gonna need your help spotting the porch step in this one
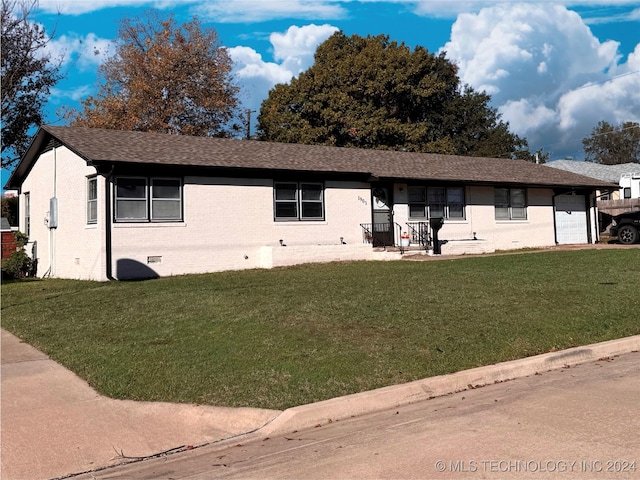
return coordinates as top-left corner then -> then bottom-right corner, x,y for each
372,246 -> 428,253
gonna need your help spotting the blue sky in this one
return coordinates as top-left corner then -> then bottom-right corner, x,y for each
3,0 -> 640,188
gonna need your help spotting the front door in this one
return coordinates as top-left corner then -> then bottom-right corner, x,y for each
372,186 -> 393,247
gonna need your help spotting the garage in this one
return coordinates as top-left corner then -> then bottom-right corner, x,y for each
555,194 -> 588,244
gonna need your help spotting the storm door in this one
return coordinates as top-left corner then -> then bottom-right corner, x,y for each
371,186 -> 394,247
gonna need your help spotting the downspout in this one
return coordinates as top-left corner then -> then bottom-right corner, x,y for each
45,146 -> 58,277
105,166 -> 115,280
551,190 -> 560,245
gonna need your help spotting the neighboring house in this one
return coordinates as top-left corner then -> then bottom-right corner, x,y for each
619,172 -> 640,200
1,217 -> 16,260
545,160 -> 640,200
5,126 -> 615,281
546,160 -> 640,222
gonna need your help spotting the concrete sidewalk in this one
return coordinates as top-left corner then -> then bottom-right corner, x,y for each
0,329 -> 279,480
2,328 -> 640,480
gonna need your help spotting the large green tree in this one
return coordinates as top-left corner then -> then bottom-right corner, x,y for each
1,0 -> 62,169
68,11 -> 240,137
258,32 -> 535,159
582,121 -> 640,164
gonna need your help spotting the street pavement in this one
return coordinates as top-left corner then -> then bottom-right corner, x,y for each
75,350 -> 640,480
2,328 -> 639,480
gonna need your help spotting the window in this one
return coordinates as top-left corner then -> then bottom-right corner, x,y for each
151,178 -> 182,221
428,187 -> 446,218
24,192 -> 30,237
115,177 -> 182,222
274,182 -> 324,221
408,187 -> 426,218
87,177 -> 98,224
623,187 -> 631,199
408,186 -> 465,219
116,177 -> 147,221
495,188 -> 527,220
446,187 -> 465,219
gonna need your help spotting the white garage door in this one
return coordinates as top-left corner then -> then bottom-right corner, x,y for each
555,195 -> 588,244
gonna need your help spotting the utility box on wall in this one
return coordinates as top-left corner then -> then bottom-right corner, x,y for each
49,197 -> 58,229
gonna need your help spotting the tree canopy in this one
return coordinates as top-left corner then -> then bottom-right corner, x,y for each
1,0 -> 62,169
258,32 -> 536,159
68,11 -> 240,137
582,121 -> 640,164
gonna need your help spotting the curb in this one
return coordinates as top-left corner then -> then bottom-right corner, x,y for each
257,335 -> 640,437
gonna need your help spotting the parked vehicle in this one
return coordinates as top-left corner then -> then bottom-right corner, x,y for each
610,211 -> 640,245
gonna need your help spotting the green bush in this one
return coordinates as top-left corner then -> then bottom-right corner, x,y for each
1,231 -> 33,279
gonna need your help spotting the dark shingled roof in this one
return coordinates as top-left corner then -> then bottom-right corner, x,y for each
6,126 -> 617,190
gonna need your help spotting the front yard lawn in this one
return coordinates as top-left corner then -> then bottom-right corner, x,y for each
2,249 -> 639,410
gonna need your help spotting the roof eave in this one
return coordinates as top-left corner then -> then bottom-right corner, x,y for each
4,126 -> 95,190
373,175 -> 615,189
91,159 -> 374,181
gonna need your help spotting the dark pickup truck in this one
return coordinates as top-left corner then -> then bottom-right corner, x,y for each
610,211 -> 640,245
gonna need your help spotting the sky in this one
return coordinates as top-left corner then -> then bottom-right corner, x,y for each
3,0 -> 640,188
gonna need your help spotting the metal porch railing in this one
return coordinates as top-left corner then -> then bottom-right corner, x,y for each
360,222 -> 406,253
405,221 -> 432,250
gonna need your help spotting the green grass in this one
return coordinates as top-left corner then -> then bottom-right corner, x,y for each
2,249 -> 639,410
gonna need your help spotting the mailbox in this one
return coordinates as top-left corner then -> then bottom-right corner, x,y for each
429,217 -> 444,231
429,217 -> 444,254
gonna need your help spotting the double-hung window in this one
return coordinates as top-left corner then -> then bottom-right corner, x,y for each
408,187 -> 427,218
115,177 -> 182,222
408,186 -> 465,219
495,188 -> 527,220
151,178 -> 182,221
87,177 -> 98,224
274,182 -> 324,221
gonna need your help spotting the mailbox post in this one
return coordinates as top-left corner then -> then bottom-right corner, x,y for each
429,217 -> 445,255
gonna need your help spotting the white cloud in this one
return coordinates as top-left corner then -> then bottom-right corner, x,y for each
230,46 -> 294,84
500,99 -> 556,135
190,0 -> 346,23
38,0 -> 344,19
410,0 -> 640,19
441,3 -> 639,158
573,5 -> 640,24
51,84 -> 94,103
558,46 -> 640,131
37,0 -> 198,15
47,33 -> 114,70
270,24 -> 339,72
228,24 -> 338,117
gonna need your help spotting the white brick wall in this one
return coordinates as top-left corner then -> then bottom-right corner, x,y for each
393,185 -> 560,254
20,147 -> 104,280
20,147 -> 594,280
110,177 -> 373,279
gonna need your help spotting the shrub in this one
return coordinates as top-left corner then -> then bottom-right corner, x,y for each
1,231 -> 33,279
